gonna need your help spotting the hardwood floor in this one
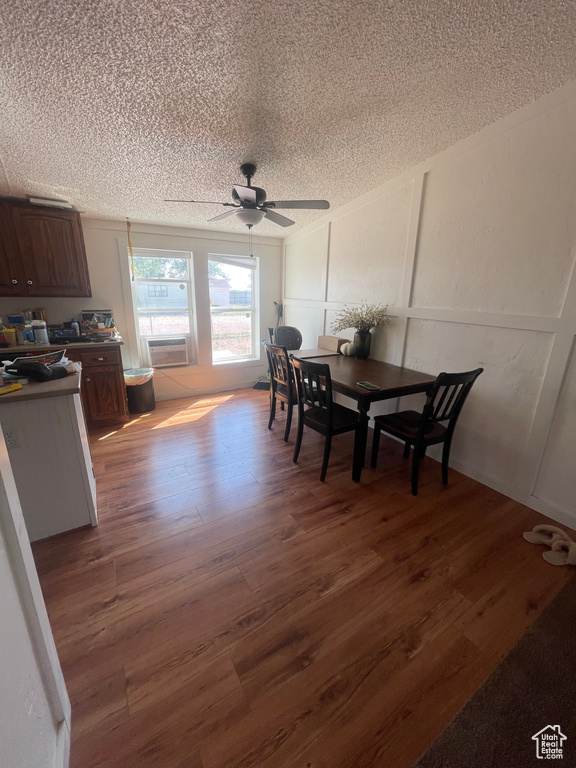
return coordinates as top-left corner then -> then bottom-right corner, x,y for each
32,388 -> 571,768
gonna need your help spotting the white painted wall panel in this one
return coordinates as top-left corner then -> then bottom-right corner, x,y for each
285,305 -> 325,349
403,320 -> 553,483
283,83 -> 576,525
533,337 -> 576,513
285,226 -> 326,301
413,100 -> 576,316
326,183 -> 412,305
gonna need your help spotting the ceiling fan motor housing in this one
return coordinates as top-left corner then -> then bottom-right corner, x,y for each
232,186 -> 267,206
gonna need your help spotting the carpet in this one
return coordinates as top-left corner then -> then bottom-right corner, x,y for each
413,576 -> 576,768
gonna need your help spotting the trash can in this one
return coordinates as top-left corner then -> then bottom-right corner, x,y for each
124,368 -> 155,414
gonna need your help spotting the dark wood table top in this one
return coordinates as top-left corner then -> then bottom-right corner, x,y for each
289,348 -> 340,359
300,355 -> 436,402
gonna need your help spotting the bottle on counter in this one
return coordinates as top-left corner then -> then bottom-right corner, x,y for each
32,320 -> 49,345
71,318 -> 80,336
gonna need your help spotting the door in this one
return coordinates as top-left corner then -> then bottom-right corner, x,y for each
0,426 -> 70,768
0,203 -> 23,295
83,365 -> 126,426
9,206 -> 91,297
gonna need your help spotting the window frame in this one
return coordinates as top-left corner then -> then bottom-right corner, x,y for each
129,247 -> 196,365
208,253 -> 259,364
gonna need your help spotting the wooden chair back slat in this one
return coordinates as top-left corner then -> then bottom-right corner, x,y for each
423,369 -> 483,431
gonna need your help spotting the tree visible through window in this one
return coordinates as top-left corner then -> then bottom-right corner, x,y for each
131,249 -> 193,338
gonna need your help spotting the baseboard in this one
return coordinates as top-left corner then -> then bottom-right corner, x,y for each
55,720 -> 70,768
524,496 -> 576,532
448,456 -> 521,502
154,379 -> 265,402
449,456 -> 576,532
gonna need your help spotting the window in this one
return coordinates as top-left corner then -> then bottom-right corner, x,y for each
130,248 -> 195,361
208,255 -> 258,362
147,284 -> 168,298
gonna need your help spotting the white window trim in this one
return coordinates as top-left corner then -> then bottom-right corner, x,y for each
208,254 -> 259,364
129,247 -> 197,366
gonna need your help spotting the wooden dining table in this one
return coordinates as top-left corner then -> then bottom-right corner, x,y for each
294,354 -> 437,481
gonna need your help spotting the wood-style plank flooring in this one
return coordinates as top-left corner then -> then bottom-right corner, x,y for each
32,388 -> 571,768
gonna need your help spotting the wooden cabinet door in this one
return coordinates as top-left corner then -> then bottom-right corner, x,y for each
0,203 -> 24,295
82,365 -> 127,427
9,206 -> 92,297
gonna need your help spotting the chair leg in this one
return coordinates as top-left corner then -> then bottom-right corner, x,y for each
441,438 -> 452,485
320,434 -> 332,482
411,450 -> 421,495
293,414 -> 304,464
403,441 -> 410,458
283,403 -> 293,442
267,391 -> 276,430
370,427 -> 381,468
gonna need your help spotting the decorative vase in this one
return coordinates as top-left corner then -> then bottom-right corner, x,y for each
352,330 -> 371,358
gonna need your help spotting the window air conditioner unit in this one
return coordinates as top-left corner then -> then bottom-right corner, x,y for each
147,337 -> 188,367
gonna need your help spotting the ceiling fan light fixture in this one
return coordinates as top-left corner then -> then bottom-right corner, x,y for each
236,208 -> 265,227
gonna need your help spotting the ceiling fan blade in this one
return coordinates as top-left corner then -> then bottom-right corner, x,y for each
233,185 -> 257,204
266,200 -> 330,210
207,209 -> 237,223
164,199 -> 233,205
264,209 -> 295,227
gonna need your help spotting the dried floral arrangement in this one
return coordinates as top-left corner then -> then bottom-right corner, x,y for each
331,303 -> 391,334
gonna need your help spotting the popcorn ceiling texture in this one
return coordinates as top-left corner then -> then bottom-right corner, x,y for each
1,0 -> 576,236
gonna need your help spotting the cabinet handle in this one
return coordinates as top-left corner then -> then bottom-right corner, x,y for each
97,357 -> 104,361
11,279 -> 17,284
85,377 -> 91,383
27,280 -> 33,285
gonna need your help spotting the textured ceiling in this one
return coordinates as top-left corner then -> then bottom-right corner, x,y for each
2,0 -> 576,237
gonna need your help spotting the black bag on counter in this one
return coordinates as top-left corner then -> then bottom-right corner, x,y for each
4,361 -> 68,382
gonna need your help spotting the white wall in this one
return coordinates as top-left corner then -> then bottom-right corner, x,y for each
0,427 -> 70,767
0,220 -> 283,400
283,79 -> 576,530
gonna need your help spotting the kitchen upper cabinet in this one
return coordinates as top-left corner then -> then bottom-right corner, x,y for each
0,200 -> 92,297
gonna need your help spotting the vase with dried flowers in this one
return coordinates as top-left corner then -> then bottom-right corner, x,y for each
331,303 -> 391,358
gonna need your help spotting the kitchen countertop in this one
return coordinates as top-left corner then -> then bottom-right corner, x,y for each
0,370 -> 82,404
0,339 -> 124,354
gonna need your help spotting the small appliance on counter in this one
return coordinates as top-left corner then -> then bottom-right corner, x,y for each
48,325 -> 84,344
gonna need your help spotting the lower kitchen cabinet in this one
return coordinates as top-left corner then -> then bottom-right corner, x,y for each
62,345 -> 128,429
82,365 -> 127,427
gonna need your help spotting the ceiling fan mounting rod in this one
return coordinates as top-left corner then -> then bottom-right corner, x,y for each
240,162 -> 257,187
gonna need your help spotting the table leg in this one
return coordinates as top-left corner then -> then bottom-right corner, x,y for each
352,402 -> 370,482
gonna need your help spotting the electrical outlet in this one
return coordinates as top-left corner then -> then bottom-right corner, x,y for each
3,426 -> 20,449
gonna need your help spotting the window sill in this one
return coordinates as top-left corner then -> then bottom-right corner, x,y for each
211,357 -> 261,367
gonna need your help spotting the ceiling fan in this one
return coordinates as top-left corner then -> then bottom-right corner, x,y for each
165,163 -> 330,229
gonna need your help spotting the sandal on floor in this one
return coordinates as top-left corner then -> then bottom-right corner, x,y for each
522,524 -> 573,546
543,539 -> 576,566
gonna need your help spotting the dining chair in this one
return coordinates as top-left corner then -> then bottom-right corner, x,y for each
291,356 -> 359,481
370,368 -> 484,495
262,340 -> 297,442
268,326 -> 303,350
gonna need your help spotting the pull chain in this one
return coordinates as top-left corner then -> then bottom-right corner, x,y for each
248,224 -> 254,257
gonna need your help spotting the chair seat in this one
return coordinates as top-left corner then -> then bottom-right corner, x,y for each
276,381 -> 297,404
303,402 -> 358,435
373,410 -> 447,442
